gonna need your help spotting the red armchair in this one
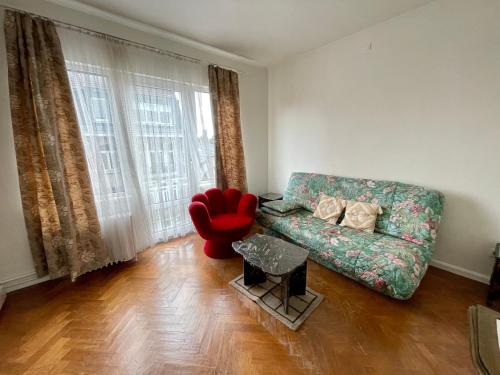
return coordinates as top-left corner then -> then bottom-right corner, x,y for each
188,188 -> 257,259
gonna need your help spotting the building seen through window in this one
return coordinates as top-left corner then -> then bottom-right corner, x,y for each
68,68 -> 215,239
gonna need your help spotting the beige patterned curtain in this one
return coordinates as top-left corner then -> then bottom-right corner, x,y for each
208,65 -> 247,192
4,11 -> 110,280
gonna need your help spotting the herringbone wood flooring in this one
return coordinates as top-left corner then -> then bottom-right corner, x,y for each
0,233 -> 488,374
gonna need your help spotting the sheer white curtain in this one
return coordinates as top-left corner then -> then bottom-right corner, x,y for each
58,29 -> 215,262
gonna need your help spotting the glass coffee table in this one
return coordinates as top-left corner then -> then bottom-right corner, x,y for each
232,234 -> 309,314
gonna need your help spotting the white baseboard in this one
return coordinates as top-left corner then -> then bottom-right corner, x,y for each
1,272 -> 49,293
430,259 -> 490,284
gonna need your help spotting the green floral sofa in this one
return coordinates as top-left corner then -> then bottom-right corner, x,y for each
256,172 -> 445,300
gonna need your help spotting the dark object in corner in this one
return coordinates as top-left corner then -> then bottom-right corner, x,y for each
486,243 -> 500,307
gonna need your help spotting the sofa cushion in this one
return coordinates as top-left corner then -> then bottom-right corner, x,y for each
257,209 -> 432,299
283,172 -> 444,243
258,209 -> 381,275
283,172 -> 397,234
262,200 -> 301,213
261,207 -> 298,217
386,183 -> 445,245
352,236 -> 432,299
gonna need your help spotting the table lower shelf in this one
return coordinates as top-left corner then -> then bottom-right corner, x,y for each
243,260 -> 307,314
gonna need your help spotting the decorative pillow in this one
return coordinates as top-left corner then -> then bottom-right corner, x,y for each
262,200 -> 300,213
340,201 -> 383,232
312,194 -> 347,224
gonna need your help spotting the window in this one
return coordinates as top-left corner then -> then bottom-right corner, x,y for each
90,88 -> 111,122
135,86 -> 185,182
66,63 -> 215,241
195,91 -> 215,190
137,93 -> 175,126
68,70 -> 126,202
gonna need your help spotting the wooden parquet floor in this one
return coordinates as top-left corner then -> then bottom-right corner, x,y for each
0,234 -> 488,375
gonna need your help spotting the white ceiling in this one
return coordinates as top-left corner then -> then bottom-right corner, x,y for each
72,0 -> 432,65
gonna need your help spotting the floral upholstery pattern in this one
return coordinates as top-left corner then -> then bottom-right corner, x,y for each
283,173 -> 398,234
261,207 -> 293,217
262,200 -> 301,213
386,184 -> 444,245
258,172 -> 444,300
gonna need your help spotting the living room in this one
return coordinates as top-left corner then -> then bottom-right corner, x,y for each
0,0 -> 498,373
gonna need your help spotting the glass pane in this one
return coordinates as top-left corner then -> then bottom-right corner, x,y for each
67,70 -> 127,204
134,85 -> 190,237
195,91 -> 215,190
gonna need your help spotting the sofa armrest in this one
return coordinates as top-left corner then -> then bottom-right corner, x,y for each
189,202 -> 212,239
237,193 -> 257,218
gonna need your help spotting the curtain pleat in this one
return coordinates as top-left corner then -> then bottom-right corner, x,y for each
4,11 -> 110,279
208,65 -> 247,192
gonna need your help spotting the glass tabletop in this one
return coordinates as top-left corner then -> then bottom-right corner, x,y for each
232,234 -> 309,276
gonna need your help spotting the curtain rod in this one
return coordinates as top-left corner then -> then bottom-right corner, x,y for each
1,5 -> 209,65
1,5 -> 243,73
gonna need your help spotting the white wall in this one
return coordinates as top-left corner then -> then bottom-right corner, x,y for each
268,0 -> 500,282
0,0 -> 268,290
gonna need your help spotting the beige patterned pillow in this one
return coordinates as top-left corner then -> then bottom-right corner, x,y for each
313,195 -> 346,224
340,201 -> 383,232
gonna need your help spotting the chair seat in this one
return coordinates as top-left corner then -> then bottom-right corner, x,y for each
211,214 -> 253,232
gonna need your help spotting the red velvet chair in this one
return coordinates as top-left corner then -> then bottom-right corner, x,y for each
188,188 -> 257,259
